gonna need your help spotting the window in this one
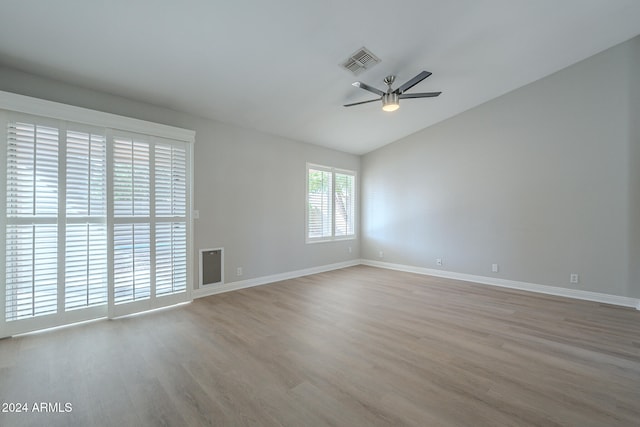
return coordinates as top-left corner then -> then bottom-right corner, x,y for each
5,121 -> 61,320
65,129 -> 108,311
112,135 -> 152,304
1,92 -> 194,337
306,163 -> 356,242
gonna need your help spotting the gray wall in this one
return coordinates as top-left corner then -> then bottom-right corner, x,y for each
630,36 -> 640,299
0,66 -> 360,289
362,37 -> 639,298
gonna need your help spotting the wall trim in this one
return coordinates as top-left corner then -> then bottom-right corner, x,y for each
192,260 -> 360,299
361,259 -> 640,310
192,258 -> 640,311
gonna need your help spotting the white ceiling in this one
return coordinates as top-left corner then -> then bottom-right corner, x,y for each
1,1 -> 639,154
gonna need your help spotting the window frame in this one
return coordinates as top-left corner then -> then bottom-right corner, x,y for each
306,162 -> 357,243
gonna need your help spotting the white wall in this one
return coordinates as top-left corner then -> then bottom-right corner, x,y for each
0,66 -> 360,289
362,36 -> 639,298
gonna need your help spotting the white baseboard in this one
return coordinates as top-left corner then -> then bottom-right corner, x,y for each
192,258 -> 640,311
361,259 -> 640,310
193,259 -> 360,299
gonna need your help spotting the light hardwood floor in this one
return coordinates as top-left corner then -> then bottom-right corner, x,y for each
1,265 -> 639,426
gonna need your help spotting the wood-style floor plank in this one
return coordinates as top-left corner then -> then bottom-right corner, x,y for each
1,265 -> 639,426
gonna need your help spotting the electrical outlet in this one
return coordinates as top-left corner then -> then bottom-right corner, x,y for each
570,273 -> 579,284
193,210 -> 200,219
379,251 -> 384,258
436,258 -> 442,266
237,267 -> 243,277
492,263 -> 499,273
348,246 -> 352,254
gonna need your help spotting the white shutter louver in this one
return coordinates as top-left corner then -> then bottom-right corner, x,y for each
334,172 -> 355,237
65,129 -> 108,311
155,144 -> 186,216
6,122 -> 59,217
66,130 -> 106,217
113,137 -> 150,217
65,224 -> 107,310
308,168 -> 333,240
156,222 -> 187,296
113,136 -> 152,305
5,121 -> 59,321
5,224 -> 58,320
155,143 -> 187,296
114,223 -> 151,304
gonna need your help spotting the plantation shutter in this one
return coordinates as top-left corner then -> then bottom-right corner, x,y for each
155,143 -> 187,296
307,166 -> 333,240
2,92 -> 194,337
5,224 -> 58,320
113,223 -> 151,303
113,136 -> 151,305
65,129 -> 108,311
155,144 -> 186,216
155,222 -> 187,295
113,137 -> 150,217
7,122 -> 59,216
334,172 -> 355,237
5,121 -> 59,321
306,164 -> 356,242
110,134 -> 190,317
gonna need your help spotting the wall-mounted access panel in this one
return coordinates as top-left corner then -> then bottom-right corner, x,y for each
200,248 -> 224,287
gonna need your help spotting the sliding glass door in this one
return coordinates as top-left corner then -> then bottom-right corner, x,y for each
109,132 -> 189,318
1,108 -> 192,337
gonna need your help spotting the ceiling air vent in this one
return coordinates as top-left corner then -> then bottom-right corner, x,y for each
341,47 -> 381,76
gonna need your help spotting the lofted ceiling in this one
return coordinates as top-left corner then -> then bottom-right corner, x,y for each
1,0 -> 639,155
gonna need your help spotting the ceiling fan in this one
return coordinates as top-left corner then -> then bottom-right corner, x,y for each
344,70 -> 441,112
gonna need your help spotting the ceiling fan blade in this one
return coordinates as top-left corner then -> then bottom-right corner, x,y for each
398,92 -> 442,99
343,98 -> 380,107
396,71 -> 432,94
352,81 -> 385,96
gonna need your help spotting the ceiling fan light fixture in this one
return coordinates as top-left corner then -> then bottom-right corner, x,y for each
343,70 -> 440,110
382,92 -> 399,112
